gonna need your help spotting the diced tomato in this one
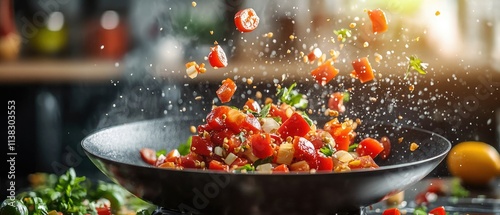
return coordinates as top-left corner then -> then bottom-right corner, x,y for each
351,57 -> 375,83
96,206 -> 112,215
225,108 -> 261,133
140,148 -> 156,165
317,153 -> 334,171
230,157 -> 249,166
379,136 -> 391,160
414,192 -> 429,205
166,149 -> 181,162
429,206 -> 446,215
191,135 -> 213,157
273,164 -> 289,172
158,161 -> 176,169
367,9 -> 388,34
293,137 -> 318,169
178,153 -> 204,169
206,106 -> 232,131
310,59 -> 339,86
277,112 -> 311,139
234,8 -> 260,33
270,134 -> 283,145
348,155 -> 379,169
208,160 -> 229,171
382,208 -> 400,215
327,92 -> 345,113
208,44 -> 228,68
426,180 -> 446,196
269,104 -> 288,122
290,160 -> 310,172
357,137 -> 384,158
216,78 -> 237,103
244,98 -> 261,112
210,129 -> 234,146
324,119 -> 355,151
250,133 -> 274,159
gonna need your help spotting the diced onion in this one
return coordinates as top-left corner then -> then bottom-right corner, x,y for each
186,65 -> 198,79
256,163 -> 273,173
276,143 -> 294,165
261,117 -> 280,133
334,150 -> 354,163
224,153 -> 237,165
214,146 -> 224,157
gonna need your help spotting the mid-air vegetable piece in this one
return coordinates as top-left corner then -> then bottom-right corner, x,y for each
351,57 -> 375,83
208,44 -> 228,68
327,92 -> 346,113
367,9 -> 388,34
311,59 -> 339,86
216,78 -> 237,103
234,8 -> 260,33
357,138 -> 384,158
405,55 -> 428,79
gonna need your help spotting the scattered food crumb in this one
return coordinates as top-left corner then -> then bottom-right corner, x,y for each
435,11 -> 441,16
398,137 -> 404,143
410,142 -> 419,151
190,126 -> 197,133
191,1 -> 197,7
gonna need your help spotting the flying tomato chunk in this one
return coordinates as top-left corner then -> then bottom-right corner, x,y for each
367,9 -> 388,34
327,92 -> 346,113
310,59 -> 339,86
208,44 -> 228,68
234,8 -> 260,33
351,57 -> 375,83
216,78 -> 237,103
357,137 -> 384,159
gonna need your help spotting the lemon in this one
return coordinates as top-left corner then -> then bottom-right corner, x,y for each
447,141 -> 500,185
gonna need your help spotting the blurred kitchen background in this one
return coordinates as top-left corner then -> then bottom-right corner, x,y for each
1,0 -> 499,192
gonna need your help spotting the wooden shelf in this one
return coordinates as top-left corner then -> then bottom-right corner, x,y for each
0,59 -> 123,83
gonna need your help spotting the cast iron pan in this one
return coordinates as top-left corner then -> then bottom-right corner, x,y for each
82,116 -> 451,215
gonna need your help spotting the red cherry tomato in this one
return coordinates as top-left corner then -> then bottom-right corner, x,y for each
191,135 -> 213,157
317,153 -> 334,171
244,98 -> 261,112
351,57 -> 375,83
208,160 -> 229,171
382,208 -> 401,215
379,136 -> 391,160
250,133 -> 274,159
273,164 -> 289,172
429,206 -> 446,215
367,9 -> 388,34
216,78 -> 237,103
234,8 -> 260,33
208,45 -> 228,68
277,112 -> 311,139
310,59 -> 339,86
357,137 -> 384,158
293,137 -> 318,169
140,148 -> 156,165
327,92 -> 345,113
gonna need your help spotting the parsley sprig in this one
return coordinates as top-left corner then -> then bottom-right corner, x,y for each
276,83 -> 308,109
405,55 -> 428,79
334,28 -> 352,42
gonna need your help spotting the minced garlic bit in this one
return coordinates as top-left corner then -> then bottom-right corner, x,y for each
435,11 -> 440,16
289,35 -> 296,41
398,137 -> 404,143
409,84 -> 415,92
363,41 -> 369,47
410,142 -> 419,151
255,91 -> 262,99
398,115 -> 403,120
190,126 -> 197,133
191,1 -> 197,7
210,30 -> 214,35
287,49 -> 291,54
374,52 -> 383,63
263,32 -> 274,38
195,96 -> 202,100
246,78 -> 253,85
349,22 -> 356,28
369,97 -> 377,102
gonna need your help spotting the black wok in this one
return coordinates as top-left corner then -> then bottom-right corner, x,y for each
82,116 -> 450,215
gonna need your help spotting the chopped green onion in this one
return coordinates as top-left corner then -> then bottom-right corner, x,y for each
348,143 -> 359,152
178,136 -> 192,156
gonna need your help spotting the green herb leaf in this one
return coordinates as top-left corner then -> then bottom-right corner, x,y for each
333,28 -> 352,42
319,144 -> 335,157
299,112 -> 313,127
235,164 -> 255,172
276,83 -> 308,109
260,103 -> 271,118
253,156 -> 273,167
155,149 -> 167,157
450,178 -> 469,198
405,55 -> 428,79
348,143 -> 359,152
343,92 -> 350,103
178,136 -> 193,156
413,205 -> 428,215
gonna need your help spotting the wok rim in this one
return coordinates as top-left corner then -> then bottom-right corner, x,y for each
81,117 -> 451,176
